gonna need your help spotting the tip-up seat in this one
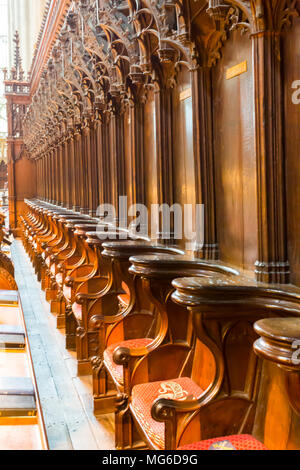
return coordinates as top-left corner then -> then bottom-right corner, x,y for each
130,378 -> 204,449
178,435 -> 267,450
104,338 -> 153,385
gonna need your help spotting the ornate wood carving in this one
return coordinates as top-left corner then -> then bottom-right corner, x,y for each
7,0 -> 300,282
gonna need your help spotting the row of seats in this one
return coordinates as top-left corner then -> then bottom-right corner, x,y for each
21,199 -> 300,450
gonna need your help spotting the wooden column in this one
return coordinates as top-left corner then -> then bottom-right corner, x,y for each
73,128 -> 81,212
90,119 -> 99,217
103,114 -> 112,209
45,153 -> 49,202
94,109 -> 107,212
129,78 -> 146,214
42,157 -> 46,201
50,150 -> 54,203
42,158 -> 44,200
64,138 -> 70,208
252,31 -> 289,283
57,142 -> 62,205
51,150 -> 54,203
52,145 -> 58,204
48,151 -> 52,203
110,92 -> 126,226
80,125 -> 89,213
191,66 -> 218,260
39,158 -> 41,200
155,82 -> 175,244
56,143 -> 62,205
61,140 -> 66,207
68,132 -> 76,210
82,122 -> 92,214
36,158 -> 40,199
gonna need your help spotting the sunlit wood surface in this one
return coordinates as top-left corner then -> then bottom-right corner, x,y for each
0,425 -> 43,450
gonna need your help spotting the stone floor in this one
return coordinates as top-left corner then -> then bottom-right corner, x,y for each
11,239 -> 115,450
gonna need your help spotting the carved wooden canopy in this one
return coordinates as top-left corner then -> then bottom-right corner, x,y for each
22,0 -> 300,159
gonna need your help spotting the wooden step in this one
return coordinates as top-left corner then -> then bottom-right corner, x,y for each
0,352 -> 30,377
0,291 -> 18,305
0,334 -> 25,350
0,307 -> 22,326
0,377 -> 35,396
0,395 -> 37,417
0,425 -> 43,450
0,325 -> 24,335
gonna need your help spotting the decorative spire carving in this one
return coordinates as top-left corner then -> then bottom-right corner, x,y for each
4,31 -> 30,96
13,31 -> 25,82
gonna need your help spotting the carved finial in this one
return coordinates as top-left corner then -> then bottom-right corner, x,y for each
13,31 -> 24,80
13,31 -> 21,69
13,31 -> 25,81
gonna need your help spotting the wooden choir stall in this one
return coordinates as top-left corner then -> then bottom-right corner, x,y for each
4,0 -> 300,451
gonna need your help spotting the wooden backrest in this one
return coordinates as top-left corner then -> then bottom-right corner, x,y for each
171,277 -> 300,444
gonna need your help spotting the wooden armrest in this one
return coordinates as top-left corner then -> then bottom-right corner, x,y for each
76,290 -> 106,303
254,317 -> 300,416
113,341 -> 156,365
254,317 -> 300,371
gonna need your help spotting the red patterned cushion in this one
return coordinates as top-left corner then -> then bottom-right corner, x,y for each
63,284 -> 72,301
131,378 -> 204,449
72,302 -> 82,321
178,435 -> 267,450
104,338 -> 153,385
56,273 -> 63,286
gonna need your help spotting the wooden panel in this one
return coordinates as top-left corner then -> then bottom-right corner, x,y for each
212,31 -> 257,272
173,68 -> 195,252
124,106 -> 133,213
144,91 -> 158,217
0,426 -> 43,451
284,17 -> 300,286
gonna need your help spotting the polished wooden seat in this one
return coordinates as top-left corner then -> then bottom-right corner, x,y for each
49,223 -> 110,328
71,241 -> 181,376
121,276 -> 300,450
94,254 -> 238,447
179,317 -> 300,451
64,229 -> 131,362
131,378 -> 204,449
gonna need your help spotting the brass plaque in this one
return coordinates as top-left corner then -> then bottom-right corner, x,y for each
226,61 -> 247,80
180,88 -> 192,101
